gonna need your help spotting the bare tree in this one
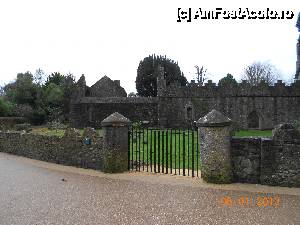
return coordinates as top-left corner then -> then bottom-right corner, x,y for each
242,61 -> 280,85
34,68 -> 46,85
284,77 -> 294,85
194,65 -> 207,86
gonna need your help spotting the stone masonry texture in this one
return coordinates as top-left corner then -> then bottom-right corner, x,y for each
101,112 -> 131,173
231,138 -> 261,184
0,128 -> 104,170
0,117 -> 27,130
197,110 -> 233,184
231,124 -> 300,187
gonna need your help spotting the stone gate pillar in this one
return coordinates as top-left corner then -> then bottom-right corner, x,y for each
196,109 -> 233,183
101,112 -> 131,173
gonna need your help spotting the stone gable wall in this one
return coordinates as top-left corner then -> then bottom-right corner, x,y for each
72,76 -> 127,99
89,78 -> 127,97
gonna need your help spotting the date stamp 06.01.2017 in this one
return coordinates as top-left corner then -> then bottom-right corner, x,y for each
219,195 -> 280,208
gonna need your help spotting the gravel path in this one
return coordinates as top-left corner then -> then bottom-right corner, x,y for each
0,152 -> 299,225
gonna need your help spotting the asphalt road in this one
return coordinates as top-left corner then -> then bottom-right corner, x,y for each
0,153 -> 299,225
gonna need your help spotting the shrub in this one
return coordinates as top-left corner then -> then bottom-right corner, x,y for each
0,97 -> 12,116
11,104 -> 33,118
30,107 -> 47,125
132,121 -> 142,129
296,120 -> 300,129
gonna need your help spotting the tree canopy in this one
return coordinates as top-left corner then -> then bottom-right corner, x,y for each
43,72 -> 75,120
2,70 -> 75,124
136,55 -> 187,97
218,74 -> 238,87
0,97 -> 12,117
4,72 -> 38,106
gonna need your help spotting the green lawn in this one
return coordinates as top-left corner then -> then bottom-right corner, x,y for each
129,129 -> 200,172
29,127 -> 66,137
234,130 -> 272,137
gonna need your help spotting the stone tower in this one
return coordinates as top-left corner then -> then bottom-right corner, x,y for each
156,65 -> 166,97
71,74 -> 87,103
156,65 -> 167,127
295,12 -> 300,80
296,41 -> 300,80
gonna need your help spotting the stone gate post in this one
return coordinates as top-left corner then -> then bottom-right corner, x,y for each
101,112 -> 131,173
196,109 -> 233,183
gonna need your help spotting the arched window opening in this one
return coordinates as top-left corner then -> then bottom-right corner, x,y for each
248,111 -> 260,129
186,107 -> 193,120
184,102 -> 194,121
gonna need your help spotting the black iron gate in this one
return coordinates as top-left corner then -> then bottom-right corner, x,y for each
128,127 -> 200,177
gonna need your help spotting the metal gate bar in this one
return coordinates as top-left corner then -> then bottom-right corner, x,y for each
129,127 -> 200,177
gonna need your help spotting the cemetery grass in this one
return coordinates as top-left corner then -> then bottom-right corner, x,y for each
129,129 -> 200,171
234,130 -> 272,137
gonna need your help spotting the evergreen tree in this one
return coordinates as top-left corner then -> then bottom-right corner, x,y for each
43,72 -> 75,122
4,72 -> 38,106
218,74 -> 238,87
0,97 -> 12,116
136,55 -> 187,97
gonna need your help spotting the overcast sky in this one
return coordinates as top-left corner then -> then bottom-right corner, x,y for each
0,0 -> 299,93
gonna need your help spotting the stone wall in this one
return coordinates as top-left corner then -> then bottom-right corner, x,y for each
70,73 -> 300,130
231,124 -> 300,187
231,138 -> 261,184
260,124 -> 300,187
0,128 -> 104,170
71,97 -> 158,128
0,112 -> 131,174
159,80 -> 300,129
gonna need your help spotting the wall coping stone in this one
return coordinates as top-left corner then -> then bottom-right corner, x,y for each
231,137 -> 262,140
79,97 -> 158,104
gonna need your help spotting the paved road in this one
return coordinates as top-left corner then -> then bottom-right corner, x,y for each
0,153 -> 299,225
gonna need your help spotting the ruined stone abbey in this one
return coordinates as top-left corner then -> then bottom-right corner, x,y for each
70,66 -> 300,130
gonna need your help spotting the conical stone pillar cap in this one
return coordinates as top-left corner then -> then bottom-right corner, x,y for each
101,112 -> 131,127
196,109 -> 231,127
